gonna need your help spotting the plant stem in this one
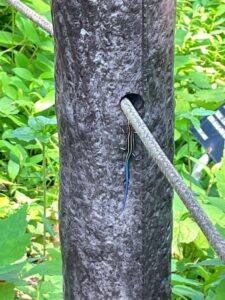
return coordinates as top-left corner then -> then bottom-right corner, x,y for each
11,6 -> 15,61
42,143 -> 47,257
187,121 -> 192,190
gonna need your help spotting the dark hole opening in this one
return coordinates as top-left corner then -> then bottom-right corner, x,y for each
120,93 -> 144,112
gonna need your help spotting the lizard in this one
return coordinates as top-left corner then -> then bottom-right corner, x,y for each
120,93 -> 144,211
122,122 -> 135,210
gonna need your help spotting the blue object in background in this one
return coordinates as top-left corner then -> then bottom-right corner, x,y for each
191,104 -> 225,163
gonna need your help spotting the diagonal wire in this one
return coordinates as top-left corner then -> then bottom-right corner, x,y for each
121,97 -> 225,264
7,0 -> 53,36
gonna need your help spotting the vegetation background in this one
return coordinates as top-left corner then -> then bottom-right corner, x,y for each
0,0 -> 225,299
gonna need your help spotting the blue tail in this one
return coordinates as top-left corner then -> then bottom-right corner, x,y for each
122,160 -> 130,210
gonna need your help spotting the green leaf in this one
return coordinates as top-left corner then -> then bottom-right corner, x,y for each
191,107 -> 214,117
0,98 -> 18,115
7,160 -> 20,181
0,0 -> 6,6
214,279 -> 225,300
202,204 -> 225,227
193,32 -> 212,40
0,196 -> 9,218
14,51 -> 29,68
11,127 -> 36,142
175,29 -> 187,47
176,90 -> 197,105
174,129 -> 181,141
35,53 -> 54,73
190,116 -> 201,128
172,285 -> 204,300
28,116 -> 56,131
0,31 -> 22,46
25,249 -> 62,277
0,283 -> 15,300
176,218 -> 199,244
194,258 -> 224,267
12,68 -> 34,81
25,154 -> 43,166
174,55 -> 197,72
172,274 -> 201,287
10,76 -> 29,93
216,150 -> 225,199
33,132 -> 51,143
193,231 -> 209,250
7,115 -> 27,126
173,193 -> 188,219
39,276 -> 63,300
189,72 -> 211,89
0,206 -> 31,265
3,85 -> 17,100
175,142 -> 196,161
43,216 -> 56,237
195,89 -> 225,103
171,259 -> 177,272
19,18 -> 40,44
178,113 -> 201,128
31,0 -> 51,13
34,90 -> 55,113
0,140 -> 15,153
0,258 -> 38,282
207,197 -> 225,213
15,191 -> 32,205
216,4 -> 225,17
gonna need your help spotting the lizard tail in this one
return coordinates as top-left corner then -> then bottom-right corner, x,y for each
122,160 -> 130,210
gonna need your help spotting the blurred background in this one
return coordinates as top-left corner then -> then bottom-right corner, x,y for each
0,0 -> 225,299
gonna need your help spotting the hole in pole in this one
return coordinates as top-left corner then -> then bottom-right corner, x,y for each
120,93 -> 144,113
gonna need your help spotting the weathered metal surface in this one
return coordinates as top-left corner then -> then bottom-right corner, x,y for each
52,1 -> 175,299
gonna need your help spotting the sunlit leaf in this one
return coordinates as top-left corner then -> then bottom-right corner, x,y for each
25,248 -> 62,277
0,31 -> 22,46
7,160 -> 20,181
173,285 -> 204,300
0,98 -> 18,115
194,258 -> 224,267
175,29 -> 187,47
0,283 -> 15,300
189,72 -> 211,89
28,116 -> 57,131
11,127 -> 36,142
12,68 -> 34,81
172,274 -> 201,286
214,279 -> 225,300
0,206 -> 31,265
43,216 -> 56,237
191,108 -> 214,117
34,90 -> 55,113
14,51 -> 29,68
216,150 -> 225,199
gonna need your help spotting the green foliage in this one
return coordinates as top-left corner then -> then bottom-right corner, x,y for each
0,0 -> 60,298
0,205 -> 61,298
0,0 -> 225,299
0,283 -> 15,300
0,206 -> 30,265
173,0 -> 225,298
216,150 -> 225,199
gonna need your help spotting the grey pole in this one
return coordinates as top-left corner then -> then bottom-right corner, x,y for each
52,1 -> 176,299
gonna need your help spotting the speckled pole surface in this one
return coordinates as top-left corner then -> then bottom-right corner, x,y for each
52,1 -> 176,299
